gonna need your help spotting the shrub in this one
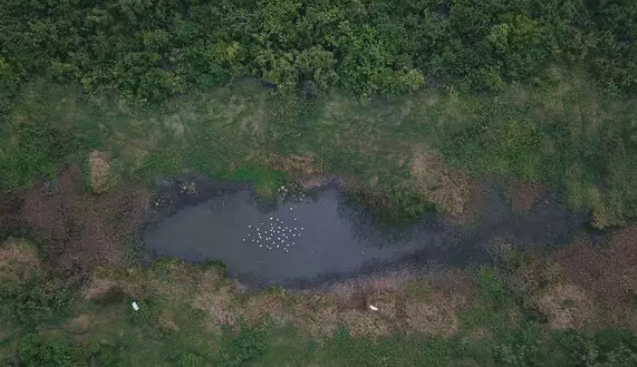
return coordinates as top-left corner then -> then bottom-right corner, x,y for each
0,273 -> 71,328
18,333 -> 84,367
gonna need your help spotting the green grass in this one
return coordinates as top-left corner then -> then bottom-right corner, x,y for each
2,73 -> 637,225
3,72 -> 637,365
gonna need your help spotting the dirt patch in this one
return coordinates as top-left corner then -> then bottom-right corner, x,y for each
533,283 -> 593,330
88,151 -> 112,193
18,167 -> 150,275
507,181 -> 547,212
409,147 -> 470,217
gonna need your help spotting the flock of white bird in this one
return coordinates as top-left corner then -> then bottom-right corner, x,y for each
242,215 -> 304,252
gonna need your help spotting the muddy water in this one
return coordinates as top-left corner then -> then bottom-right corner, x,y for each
143,178 -> 590,288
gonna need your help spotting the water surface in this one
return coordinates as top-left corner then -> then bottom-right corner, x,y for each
144,179 -> 590,288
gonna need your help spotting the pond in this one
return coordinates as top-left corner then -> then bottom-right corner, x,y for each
143,177 -> 592,289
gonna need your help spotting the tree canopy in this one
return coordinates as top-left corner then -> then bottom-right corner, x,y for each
0,0 -> 635,102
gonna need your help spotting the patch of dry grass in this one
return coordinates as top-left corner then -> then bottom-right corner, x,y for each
267,154 -> 322,178
0,238 -> 40,281
82,276 -> 118,300
533,283 -> 593,330
65,314 -> 92,334
405,295 -> 459,336
409,146 -> 470,216
191,269 -> 238,332
88,151 -> 111,193
555,226 -> 637,308
507,181 -> 547,212
80,262 -> 475,341
239,292 -> 291,327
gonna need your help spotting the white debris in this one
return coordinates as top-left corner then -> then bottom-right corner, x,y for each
369,305 -> 378,311
132,301 -> 140,311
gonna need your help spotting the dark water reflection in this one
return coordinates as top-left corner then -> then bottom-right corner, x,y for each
144,179 -> 590,289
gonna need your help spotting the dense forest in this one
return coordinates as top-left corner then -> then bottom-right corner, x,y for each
1,0 -> 636,107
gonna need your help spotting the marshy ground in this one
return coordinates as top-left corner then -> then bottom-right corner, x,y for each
2,77 -> 637,366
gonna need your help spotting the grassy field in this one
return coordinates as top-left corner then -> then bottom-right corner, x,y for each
2,234 -> 637,367
2,72 -> 637,227
2,73 -> 637,364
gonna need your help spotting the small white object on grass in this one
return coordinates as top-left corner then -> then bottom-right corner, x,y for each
132,301 -> 140,311
369,305 -> 379,311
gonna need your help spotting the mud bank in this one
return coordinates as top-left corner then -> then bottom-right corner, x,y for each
143,176 -> 594,289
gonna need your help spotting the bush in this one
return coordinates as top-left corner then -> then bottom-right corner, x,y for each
18,333 -> 84,367
217,326 -> 268,367
1,0 -> 636,101
477,267 -> 509,308
0,273 -> 71,328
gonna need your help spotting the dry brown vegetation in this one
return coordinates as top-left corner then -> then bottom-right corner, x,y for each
15,168 -> 150,275
409,147 -> 470,217
533,283 -> 593,330
81,264 -> 476,340
554,227 -> 637,310
268,154 -> 327,188
88,151 -> 112,193
0,238 -> 40,281
507,181 -> 547,212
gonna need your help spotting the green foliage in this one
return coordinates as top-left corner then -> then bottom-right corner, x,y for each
477,267 -> 509,308
18,333 -> 84,367
170,351 -> 207,367
217,326 -> 268,367
0,271 -> 71,328
228,166 -> 287,195
0,123 -> 68,192
1,0 -> 636,101
89,343 -> 125,367
125,296 -> 161,331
